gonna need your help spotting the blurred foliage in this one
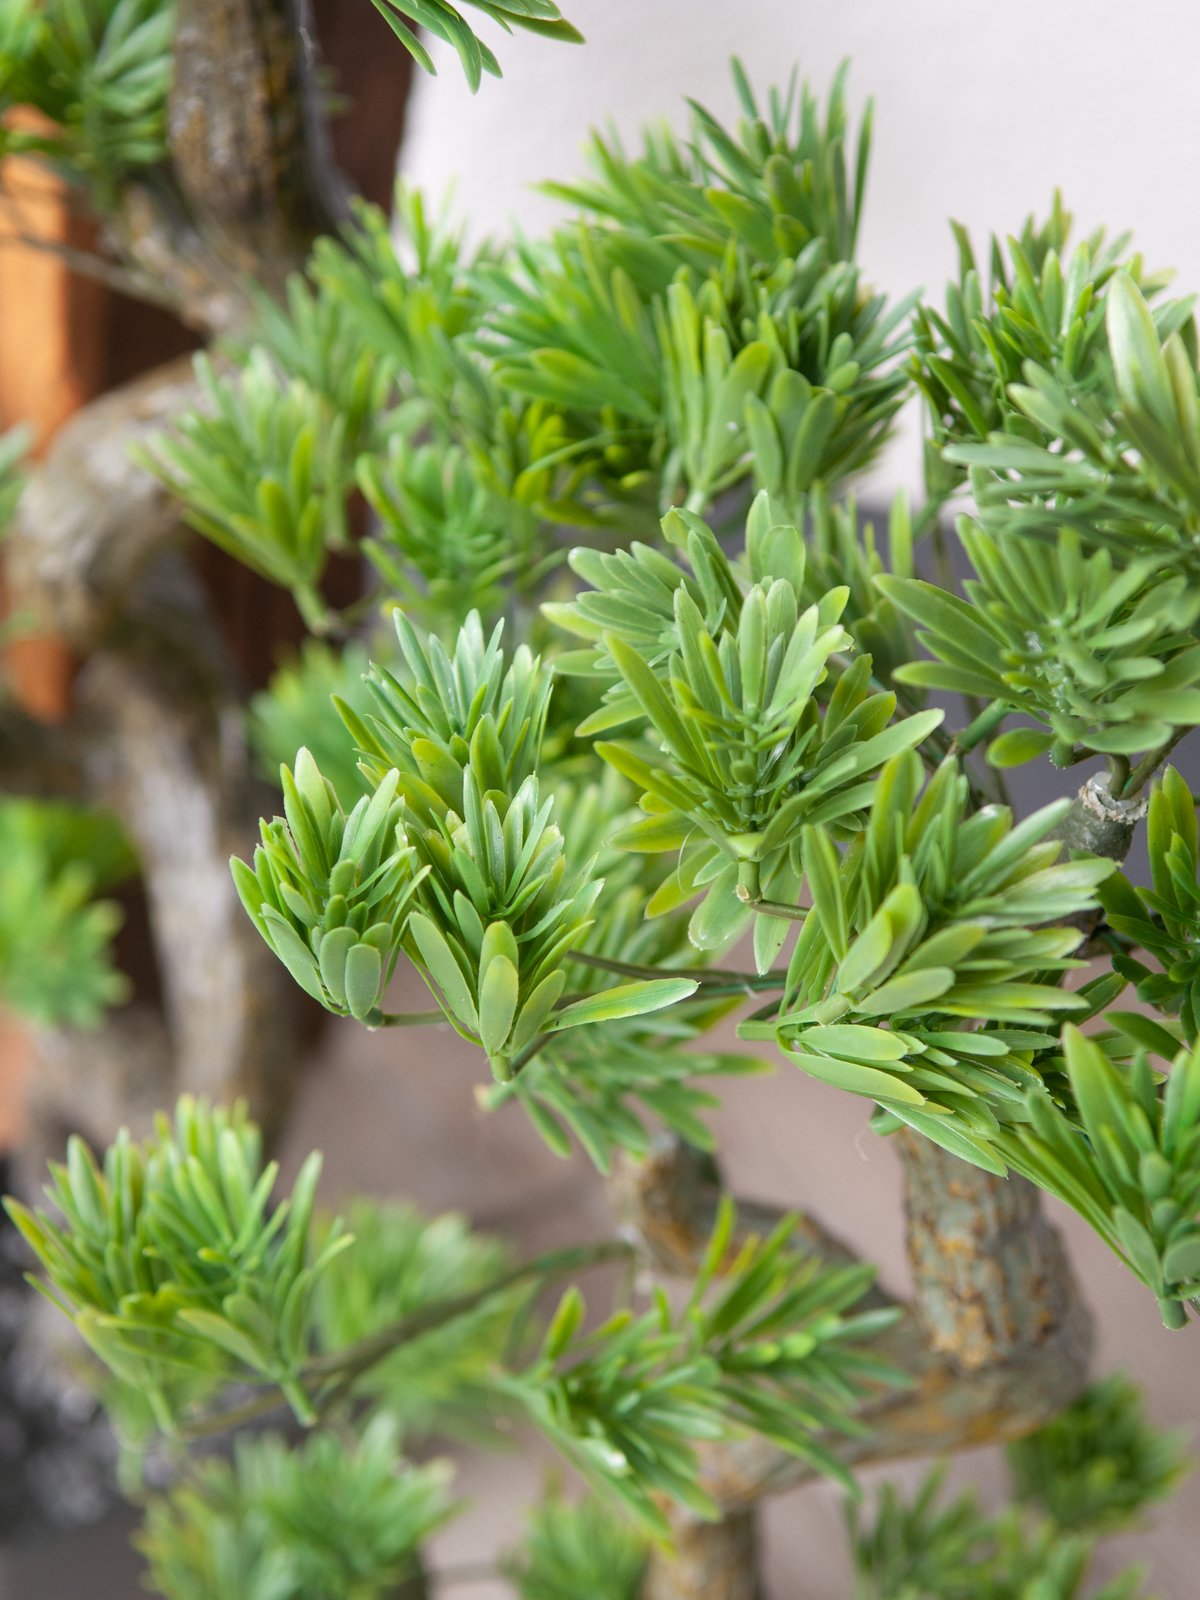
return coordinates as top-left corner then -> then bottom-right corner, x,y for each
138,1418 -> 451,1600
5,1096 -> 349,1427
0,798 -> 134,1029
0,0 -> 173,205
1001,1028 -> 1200,1328
1101,768 -> 1200,1038
504,1487 -> 647,1600
312,1200 -> 516,1438
849,1467 -> 1153,1600
153,61 -> 912,630
1008,1376 -> 1189,1536
247,641 -> 377,810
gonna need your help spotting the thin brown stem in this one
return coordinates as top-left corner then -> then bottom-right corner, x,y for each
180,1237 -> 634,1441
568,950 -> 790,992
0,225 -> 173,305
311,1237 -> 632,1417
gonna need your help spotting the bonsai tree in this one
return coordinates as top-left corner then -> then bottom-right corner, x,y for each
0,4 -> 1197,1595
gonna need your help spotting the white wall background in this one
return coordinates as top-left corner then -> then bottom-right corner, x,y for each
402,0 -> 1200,494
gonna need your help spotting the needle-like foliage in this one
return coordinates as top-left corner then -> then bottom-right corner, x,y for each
910,194 -> 1184,498
505,1198 -> 898,1538
1100,768 -> 1200,1036
480,65 -> 911,512
849,1466 -> 1153,1600
312,1200 -> 515,1437
552,494 -> 940,959
12,34 -> 1200,1600
139,354 -> 353,633
4,1097 -> 350,1426
1002,1028 -> 1200,1327
505,1488 -> 647,1600
137,1419 -> 452,1600
247,641 -> 379,810
366,0 -> 581,90
0,0 -> 174,204
739,752 -> 1112,1171
0,798 -> 134,1029
953,274 -> 1200,590
882,528 -> 1200,766
233,751 -> 425,1026
1007,1375 -> 1189,1537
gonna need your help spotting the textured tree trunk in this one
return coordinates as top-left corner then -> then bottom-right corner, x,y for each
642,1510 -> 760,1600
619,1127 -> 1094,1600
110,0 -> 345,334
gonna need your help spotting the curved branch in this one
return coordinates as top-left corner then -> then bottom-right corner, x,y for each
109,0 -> 345,334
6,356 -> 201,648
617,1135 -> 1093,1597
6,362 -> 304,1126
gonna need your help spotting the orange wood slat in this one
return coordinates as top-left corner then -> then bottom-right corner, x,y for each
0,118 -> 109,1142
0,113 -> 108,718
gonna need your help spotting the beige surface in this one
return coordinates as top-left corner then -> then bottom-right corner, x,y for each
402,0 -> 1200,511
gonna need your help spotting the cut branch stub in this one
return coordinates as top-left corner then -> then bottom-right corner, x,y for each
1052,772 -> 1149,866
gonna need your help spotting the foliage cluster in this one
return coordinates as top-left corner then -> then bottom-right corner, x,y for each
6,14 -> 1200,1600
0,798 -> 133,1029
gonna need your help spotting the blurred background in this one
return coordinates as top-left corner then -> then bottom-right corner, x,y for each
2,1 -> 1200,1594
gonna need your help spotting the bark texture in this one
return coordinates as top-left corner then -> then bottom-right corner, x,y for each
642,1509 -> 760,1600
109,0 -> 344,334
619,1133 -> 1093,1600
5,0 -> 346,1168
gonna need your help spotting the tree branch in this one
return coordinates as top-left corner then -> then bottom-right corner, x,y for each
616,1135 -> 1093,1596
5,361 -> 305,1128
104,0 -> 347,334
5,356 -> 202,648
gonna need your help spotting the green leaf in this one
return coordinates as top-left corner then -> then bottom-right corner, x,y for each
409,911 -> 480,1032
987,726 -> 1054,768
785,1046 -> 926,1105
343,942 -> 383,1021
479,953 -> 520,1057
549,978 -> 699,1032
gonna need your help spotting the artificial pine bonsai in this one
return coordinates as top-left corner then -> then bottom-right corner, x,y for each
0,3 -> 1198,1595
